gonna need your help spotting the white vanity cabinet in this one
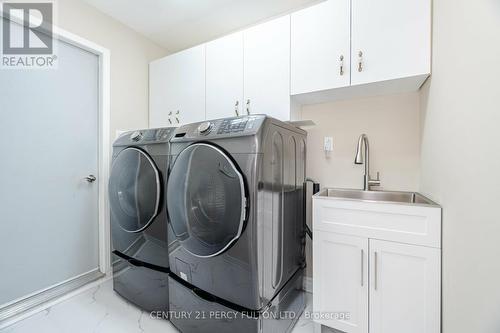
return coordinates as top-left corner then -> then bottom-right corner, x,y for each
149,45 -> 206,127
313,191 -> 441,333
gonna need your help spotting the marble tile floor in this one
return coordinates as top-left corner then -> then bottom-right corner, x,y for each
0,279 -> 316,333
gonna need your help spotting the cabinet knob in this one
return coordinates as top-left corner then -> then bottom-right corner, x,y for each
246,99 -> 250,115
234,101 -> 240,116
339,55 -> 344,76
358,51 -> 363,72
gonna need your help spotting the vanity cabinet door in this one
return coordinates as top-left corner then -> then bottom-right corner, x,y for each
313,232 -> 368,333
369,240 -> 441,333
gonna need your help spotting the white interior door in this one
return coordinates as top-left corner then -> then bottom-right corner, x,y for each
313,232 -> 368,333
369,240 -> 441,333
351,0 -> 431,85
0,26 -> 100,306
291,0 -> 351,95
243,15 -> 290,121
206,32 -> 244,120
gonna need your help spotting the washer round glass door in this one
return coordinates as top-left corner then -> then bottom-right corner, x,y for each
167,143 -> 247,257
109,147 -> 161,233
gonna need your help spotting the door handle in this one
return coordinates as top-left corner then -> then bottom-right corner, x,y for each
84,175 -> 96,183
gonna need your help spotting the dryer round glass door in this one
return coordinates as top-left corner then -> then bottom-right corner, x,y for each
167,143 -> 247,257
109,147 -> 161,233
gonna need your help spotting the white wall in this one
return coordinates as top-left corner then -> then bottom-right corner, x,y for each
419,0 -> 500,332
300,92 -> 421,278
56,0 -> 168,140
301,92 -> 421,191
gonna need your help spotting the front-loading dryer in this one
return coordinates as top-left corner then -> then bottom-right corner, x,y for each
166,115 -> 307,325
109,127 -> 175,312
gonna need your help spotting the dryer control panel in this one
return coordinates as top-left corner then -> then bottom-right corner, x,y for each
113,127 -> 176,147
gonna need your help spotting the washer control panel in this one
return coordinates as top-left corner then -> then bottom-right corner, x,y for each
171,115 -> 265,141
217,118 -> 248,134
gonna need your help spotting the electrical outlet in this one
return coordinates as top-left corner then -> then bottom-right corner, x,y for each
324,137 -> 333,152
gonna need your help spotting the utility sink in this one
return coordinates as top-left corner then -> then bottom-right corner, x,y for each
315,188 -> 438,206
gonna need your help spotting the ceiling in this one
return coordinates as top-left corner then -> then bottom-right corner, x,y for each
83,0 -> 320,53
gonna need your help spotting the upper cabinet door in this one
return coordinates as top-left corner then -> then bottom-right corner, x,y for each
149,45 -> 206,127
243,16 -> 291,121
291,0 -> 351,95
313,232 -> 368,333
206,32 -> 244,120
369,240 -> 441,333
351,0 -> 431,85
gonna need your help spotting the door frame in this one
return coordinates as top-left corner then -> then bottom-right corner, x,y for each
4,11 -> 112,274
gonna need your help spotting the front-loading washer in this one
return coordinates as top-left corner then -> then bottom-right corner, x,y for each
166,115 -> 307,332
109,127 -> 175,312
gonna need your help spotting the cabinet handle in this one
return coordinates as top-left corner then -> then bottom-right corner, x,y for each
234,101 -> 240,116
374,251 -> 378,290
360,249 -> 364,286
339,55 -> 344,76
168,118 -> 172,124
176,110 -> 180,124
246,99 -> 250,115
358,51 -> 363,72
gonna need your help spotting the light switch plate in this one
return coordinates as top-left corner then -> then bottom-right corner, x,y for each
324,137 -> 333,152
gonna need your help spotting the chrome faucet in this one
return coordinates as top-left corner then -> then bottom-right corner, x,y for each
354,134 -> 381,191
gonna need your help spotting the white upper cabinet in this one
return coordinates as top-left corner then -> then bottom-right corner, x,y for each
243,16 -> 291,121
205,32 -> 244,120
369,240 -> 441,333
149,45 -> 205,127
150,0 -> 432,120
351,0 -> 431,85
291,0 -> 351,95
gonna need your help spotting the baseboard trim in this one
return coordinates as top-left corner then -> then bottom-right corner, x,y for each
303,276 -> 313,293
0,269 -> 104,324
